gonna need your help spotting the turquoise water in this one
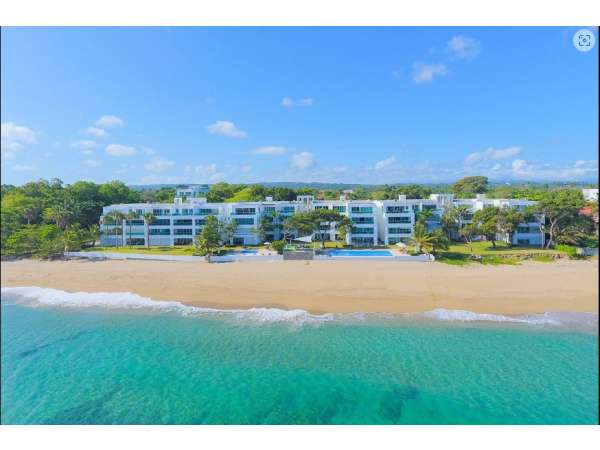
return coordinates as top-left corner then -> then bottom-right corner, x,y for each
329,250 -> 393,257
1,288 -> 598,424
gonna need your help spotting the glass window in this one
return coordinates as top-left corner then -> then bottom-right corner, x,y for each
235,218 -> 254,225
351,206 -> 373,214
151,218 -> 170,226
352,217 -> 374,224
386,206 -> 408,213
333,206 -> 346,213
149,228 -> 170,235
388,216 -> 411,224
235,208 -> 256,215
174,219 -> 193,226
174,228 -> 193,235
388,227 -> 412,234
351,227 -> 374,234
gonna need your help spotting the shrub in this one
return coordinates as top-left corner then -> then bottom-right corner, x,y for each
555,244 -> 579,259
271,240 -> 286,254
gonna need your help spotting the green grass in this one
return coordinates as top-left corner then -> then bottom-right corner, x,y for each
480,255 -> 521,266
89,246 -> 198,255
435,252 -> 472,266
531,255 -> 555,263
446,241 -> 560,256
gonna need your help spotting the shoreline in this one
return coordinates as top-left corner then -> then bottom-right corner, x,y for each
1,259 -> 598,315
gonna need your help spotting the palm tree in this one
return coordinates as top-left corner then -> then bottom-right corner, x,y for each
142,212 -> 156,248
113,211 -> 127,248
454,205 -> 472,231
126,210 -> 139,247
409,222 -> 436,254
87,224 -> 100,248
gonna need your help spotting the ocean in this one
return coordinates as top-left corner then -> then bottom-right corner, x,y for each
1,287 -> 598,424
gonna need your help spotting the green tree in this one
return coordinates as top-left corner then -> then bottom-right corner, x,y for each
459,223 -> 479,255
126,210 -> 139,247
112,211 -> 127,247
451,176 -> 488,198
472,206 -> 500,248
283,212 -> 315,242
409,222 -> 436,254
194,215 -> 221,262
142,212 -> 156,248
219,218 -> 238,246
496,208 -> 524,247
531,190 -> 585,248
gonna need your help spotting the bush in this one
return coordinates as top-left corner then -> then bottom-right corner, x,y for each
555,244 -> 579,259
271,240 -> 286,254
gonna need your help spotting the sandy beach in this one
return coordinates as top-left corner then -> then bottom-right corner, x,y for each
1,258 -> 597,315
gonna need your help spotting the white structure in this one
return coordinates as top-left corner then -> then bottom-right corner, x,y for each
100,188 -> 544,247
582,188 -> 599,202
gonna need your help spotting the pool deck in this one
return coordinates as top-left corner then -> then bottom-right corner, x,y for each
64,251 -> 432,262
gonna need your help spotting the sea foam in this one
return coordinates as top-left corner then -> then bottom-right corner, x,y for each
1,286 -> 596,331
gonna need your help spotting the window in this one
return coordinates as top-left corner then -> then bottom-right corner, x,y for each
235,218 -> 254,225
235,208 -> 256,215
352,217 -> 374,224
125,219 -> 144,226
197,209 -> 216,215
263,206 -> 276,212
352,237 -> 374,245
412,205 -> 420,211
152,209 -> 170,216
282,206 -> 295,213
333,205 -> 346,213
233,237 -> 244,245
174,228 -> 193,235
352,227 -> 374,234
315,205 -> 329,209
517,239 -> 530,246
151,218 -> 170,226
388,216 -> 410,224
388,227 -> 412,234
195,219 -> 205,226
386,206 -> 408,213
174,238 -> 193,245
149,228 -> 170,235
174,219 -> 193,226
351,206 -> 373,214
182,209 -> 194,215
126,238 -> 145,246
422,204 -> 437,210
319,224 -> 331,230
462,214 -> 473,221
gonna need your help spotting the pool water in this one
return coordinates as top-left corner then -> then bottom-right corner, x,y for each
329,250 -> 393,257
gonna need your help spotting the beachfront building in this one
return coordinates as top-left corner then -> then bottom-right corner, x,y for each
99,187 -> 545,247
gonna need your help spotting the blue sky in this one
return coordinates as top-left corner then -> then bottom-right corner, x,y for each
1,26 -> 598,185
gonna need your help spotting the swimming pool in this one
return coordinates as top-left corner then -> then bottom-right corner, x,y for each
227,249 -> 259,255
329,250 -> 393,257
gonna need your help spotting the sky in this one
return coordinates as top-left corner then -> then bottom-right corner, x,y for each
1,26 -> 598,186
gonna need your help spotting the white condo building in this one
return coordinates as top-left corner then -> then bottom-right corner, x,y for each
100,186 -> 545,247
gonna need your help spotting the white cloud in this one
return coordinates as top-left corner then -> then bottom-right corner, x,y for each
507,159 -> 598,180
11,164 -> 38,172
82,159 -> 102,168
281,97 -> 314,108
105,144 -> 136,156
281,97 -> 294,108
446,35 -> 481,60
411,62 -> 448,83
207,121 -> 247,138
191,163 -> 218,176
374,155 -> 397,171
1,122 -> 37,159
95,115 -> 125,128
465,146 -> 522,165
299,97 -> 314,106
1,122 -> 37,143
142,147 -> 156,155
139,175 -> 190,184
71,140 -> 97,150
291,152 -> 315,170
144,156 -> 176,173
84,126 -> 109,139
253,146 -> 287,155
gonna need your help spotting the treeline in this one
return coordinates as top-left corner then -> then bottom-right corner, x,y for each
1,179 -> 141,258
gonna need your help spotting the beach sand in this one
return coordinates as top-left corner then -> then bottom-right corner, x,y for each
1,259 -> 598,315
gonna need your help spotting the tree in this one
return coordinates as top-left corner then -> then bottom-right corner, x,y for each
472,207 -> 500,248
283,212 -> 315,242
194,215 -> 221,262
497,208 -> 524,247
220,218 -> 238,246
112,211 -> 127,247
309,209 -> 353,248
429,229 -> 450,255
441,205 -> 471,239
459,223 -> 478,255
415,209 -> 434,226
142,212 -> 156,248
86,224 -> 100,248
409,222 -> 436,254
126,210 -> 139,246
531,190 -> 585,248
451,176 -> 488,198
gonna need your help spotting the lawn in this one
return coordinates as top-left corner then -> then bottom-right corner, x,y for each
434,241 -> 564,266
87,245 -> 270,256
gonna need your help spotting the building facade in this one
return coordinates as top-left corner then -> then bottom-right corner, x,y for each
100,187 -> 545,247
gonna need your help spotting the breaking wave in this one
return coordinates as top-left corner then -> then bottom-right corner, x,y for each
1,286 -> 597,332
